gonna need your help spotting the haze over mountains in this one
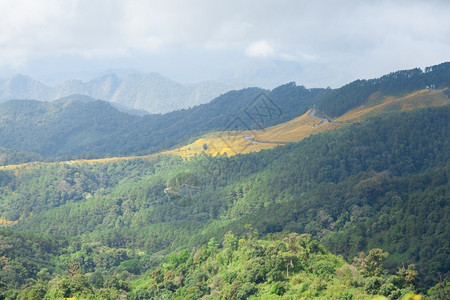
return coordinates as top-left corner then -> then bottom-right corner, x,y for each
0,62 -> 448,161
0,72 -> 243,114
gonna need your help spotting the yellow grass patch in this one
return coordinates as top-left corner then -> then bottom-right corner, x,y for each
0,154 -> 164,172
163,135 -> 278,158
166,89 -> 449,158
165,109 -> 344,158
254,109 -> 341,143
0,217 -> 18,226
336,89 -> 448,123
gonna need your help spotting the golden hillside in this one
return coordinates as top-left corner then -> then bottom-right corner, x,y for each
336,89 -> 448,123
166,88 -> 449,158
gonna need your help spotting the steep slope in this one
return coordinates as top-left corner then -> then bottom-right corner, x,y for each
0,74 -> 51,101
55,73 -> 122,101
107,73 -> 239,113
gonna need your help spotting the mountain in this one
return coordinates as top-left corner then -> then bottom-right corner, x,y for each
316,61 -> 450,117
54,94 -> 149,116
167,88 -> 449,158
0,84 -> 329,159
0,63 -> 449,298
0,72 -> 243,114
0,74 -> 52,101
106,73 -> 239,114
1,62 -> 447,160
0,106 -> 448,298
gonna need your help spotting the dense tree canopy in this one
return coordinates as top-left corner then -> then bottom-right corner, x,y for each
0,62 -> 449,298
0,106 -> 448,298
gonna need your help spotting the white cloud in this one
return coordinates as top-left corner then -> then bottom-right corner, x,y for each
245,40 -> 275,58
0,0 -> 449,86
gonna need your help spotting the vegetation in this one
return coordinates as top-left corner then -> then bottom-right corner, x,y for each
0,63 -> 449,298
0,229 -> 431,299
316,62 -> 450,117
167,87 -> 449,158
0,84 -> 329,159
127,232 -> 423,299
0,148 -> 42,166
0,105 -> 448,298
0,62 -> 448,161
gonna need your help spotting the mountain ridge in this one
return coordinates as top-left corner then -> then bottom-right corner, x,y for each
0,72 -> 243,114
0,62 -> 449,162
0,84 -> 327,159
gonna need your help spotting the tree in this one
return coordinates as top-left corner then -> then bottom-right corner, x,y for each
354,248 -> 389,277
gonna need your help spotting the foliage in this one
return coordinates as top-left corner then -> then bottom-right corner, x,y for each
0,97 -> 448,297
317,62 -> 450,117
2,232 -> 422,299
0,84 -> 328,159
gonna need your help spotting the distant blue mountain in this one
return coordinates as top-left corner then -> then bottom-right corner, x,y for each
0,72 -> 242,114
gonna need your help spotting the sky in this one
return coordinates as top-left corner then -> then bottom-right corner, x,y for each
0,0 -> 449,88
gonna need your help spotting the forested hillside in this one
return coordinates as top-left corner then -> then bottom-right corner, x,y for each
317,62 -> 450,117
1,62 -> 448,161
1,105 -> 448,298
0,84 -> 328,160
1,229 -> 432,299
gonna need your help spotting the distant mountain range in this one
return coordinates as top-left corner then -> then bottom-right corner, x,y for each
0,62 -> 448,161
0,83 -> 327,159
0,73 -> 243,114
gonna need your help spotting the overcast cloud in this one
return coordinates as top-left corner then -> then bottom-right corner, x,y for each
0,0 -> 449,88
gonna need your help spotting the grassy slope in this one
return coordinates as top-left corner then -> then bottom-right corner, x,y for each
165,88 -> 449,158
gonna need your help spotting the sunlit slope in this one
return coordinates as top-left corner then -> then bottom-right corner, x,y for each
0,153 -> 162,171
166,88 -> 449,158
163,134 -> 278,158
253,109 -> 340,143
336,88 -> 449,123
165,109 -> 340,158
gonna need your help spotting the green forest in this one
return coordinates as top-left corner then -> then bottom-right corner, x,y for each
1,102 -> 449,298
1,229 -> 437,299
